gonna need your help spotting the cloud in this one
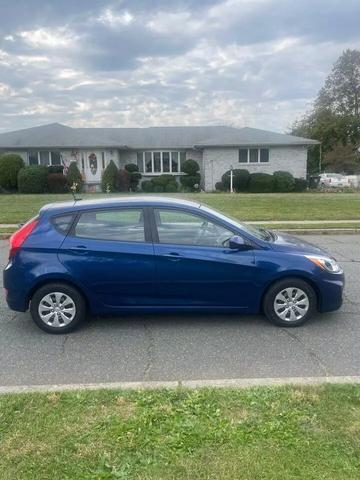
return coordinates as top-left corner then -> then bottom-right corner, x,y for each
0,0 -> 359,133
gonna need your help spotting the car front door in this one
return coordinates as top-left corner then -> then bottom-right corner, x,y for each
58,207 -> 155,309
151,208 -> 258,309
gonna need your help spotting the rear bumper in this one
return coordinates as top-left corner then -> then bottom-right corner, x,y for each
3,262 -> 29,312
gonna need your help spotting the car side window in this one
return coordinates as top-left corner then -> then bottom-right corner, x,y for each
154,209 -> 234,247
52,214 -> 75,234
74,209 -> 145,242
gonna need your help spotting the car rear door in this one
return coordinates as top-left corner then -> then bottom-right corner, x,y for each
151,207 -> 257,309
58,207 -> 156,310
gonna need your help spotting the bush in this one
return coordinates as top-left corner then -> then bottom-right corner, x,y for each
215,181 -> 227,191
141,180 -> 153,192
47,173 -> 68,193
66,162 -> 83,192
0,153 -> 24,191
125,163 -> 142,192
294,178 -> 308,192
181,159 -> 199,175
221,169 -> 250,192
101,160 -> 118,192
273,171 -> 295,192
18,166 -> 48,193
117,169 -> 130,192
248,173 -> 275,193
48,165 -> 64,174
180,159 -> 200,191
140,175 -> 178,193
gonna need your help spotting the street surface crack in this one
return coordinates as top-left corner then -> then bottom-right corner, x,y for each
143,322 -> 154,380
61,335 -> 68,355
281,328 -> 330,376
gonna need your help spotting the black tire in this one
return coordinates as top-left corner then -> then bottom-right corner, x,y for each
30,283 -> 86,334
263,278 -> 317,327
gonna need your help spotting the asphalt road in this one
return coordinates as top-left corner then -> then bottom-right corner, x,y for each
0,235 -> 359,387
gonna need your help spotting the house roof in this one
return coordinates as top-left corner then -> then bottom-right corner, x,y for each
0,123 -> 319,149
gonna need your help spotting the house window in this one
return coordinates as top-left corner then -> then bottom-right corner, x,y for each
238,148 -> 269,164
260,148 -> 269,163
28,151 -> 61,166
28,152 -> 38,165
136,151 -> 184,174
50,151 -> 61,165
101,152 -> 105,169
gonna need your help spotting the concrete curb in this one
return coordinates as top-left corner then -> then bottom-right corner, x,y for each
1,376 -> 360,394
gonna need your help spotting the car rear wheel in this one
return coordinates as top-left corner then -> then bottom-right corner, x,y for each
30,283 -> 86,334
263,278 -> 317,327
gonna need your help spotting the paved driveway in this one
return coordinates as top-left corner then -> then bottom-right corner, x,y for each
0,235 -> 359,387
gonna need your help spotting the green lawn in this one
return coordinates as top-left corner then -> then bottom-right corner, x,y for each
1,192 -> 360,224
0,385 -> 359,479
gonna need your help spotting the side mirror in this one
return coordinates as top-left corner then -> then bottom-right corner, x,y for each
228,235 -> 252,251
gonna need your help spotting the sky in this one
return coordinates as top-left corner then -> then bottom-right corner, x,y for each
0,0 -> 359,134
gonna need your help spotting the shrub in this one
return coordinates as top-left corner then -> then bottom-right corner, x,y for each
248,173 -> 275,193
18,165 -> 48,193
101,160 -> 118,192
48,165 -> 64,174
125,163 -> 142,191
180,159 -> 200,191
273,171 -> 295,192
221,169 -> 250,192
141,180 -> 153,192
66,162 -> 83,192
47,173 -> 68,193
117,169 -> 130,192
215,181 -> 227,191
0,153 -> 24,191
181,159 -> 199,175
141,174 -> 178,193
294,178 -> 308,192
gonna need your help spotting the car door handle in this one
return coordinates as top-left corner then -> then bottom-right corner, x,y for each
69,245 -> 88,254
163,252 -> 182,261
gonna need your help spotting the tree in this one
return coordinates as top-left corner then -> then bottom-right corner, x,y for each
291,49 -> 360,174
66,162 -> 83,192
101,160 -> 118,192
0,153 -> 24,191
315,49 -> 360,117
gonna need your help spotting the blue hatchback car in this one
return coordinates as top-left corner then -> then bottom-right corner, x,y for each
3,196 -> 344,333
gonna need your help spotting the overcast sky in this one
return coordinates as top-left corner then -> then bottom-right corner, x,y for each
0,0 -> 359,134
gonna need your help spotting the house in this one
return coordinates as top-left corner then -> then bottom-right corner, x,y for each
0,123 -> 319,191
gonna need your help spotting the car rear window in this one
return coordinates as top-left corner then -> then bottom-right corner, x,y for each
52,214 -> 75,234
74,209 -> 145,242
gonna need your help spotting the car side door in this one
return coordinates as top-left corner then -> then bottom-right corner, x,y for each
151,207 -> 258,309
58,207 -> 156,311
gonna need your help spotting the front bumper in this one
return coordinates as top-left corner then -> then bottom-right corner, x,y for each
316,273 -> 344,313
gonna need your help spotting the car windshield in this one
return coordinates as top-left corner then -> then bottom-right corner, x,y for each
200,204 -> 272,241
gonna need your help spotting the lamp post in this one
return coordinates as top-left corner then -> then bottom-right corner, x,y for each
230,165 -> 234,193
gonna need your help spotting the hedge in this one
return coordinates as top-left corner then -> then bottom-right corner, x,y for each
221,169 -> 250,192
294,178 -> 308,192
248,173 -> 275,193
47,173 -> 68,193
18,166 -> 48,193
0,153 -> 24,191
273,170 -> 295,192
141,174 -> 178,192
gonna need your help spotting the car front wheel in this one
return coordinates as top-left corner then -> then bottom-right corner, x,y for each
30,283 -> 86,334
263,278 -> 317,327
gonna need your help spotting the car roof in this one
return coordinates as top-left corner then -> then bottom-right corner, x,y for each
40,196 -> 202,215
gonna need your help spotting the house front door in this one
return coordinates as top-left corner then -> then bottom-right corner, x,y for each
84,152 -> 102,184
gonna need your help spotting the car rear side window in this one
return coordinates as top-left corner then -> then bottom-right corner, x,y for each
52,214 -> 75,234
74,209 -> 145,242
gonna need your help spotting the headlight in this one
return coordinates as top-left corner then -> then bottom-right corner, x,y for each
305,255 -> 343,274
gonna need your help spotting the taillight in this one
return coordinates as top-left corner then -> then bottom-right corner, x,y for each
9,217 -> 38,258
